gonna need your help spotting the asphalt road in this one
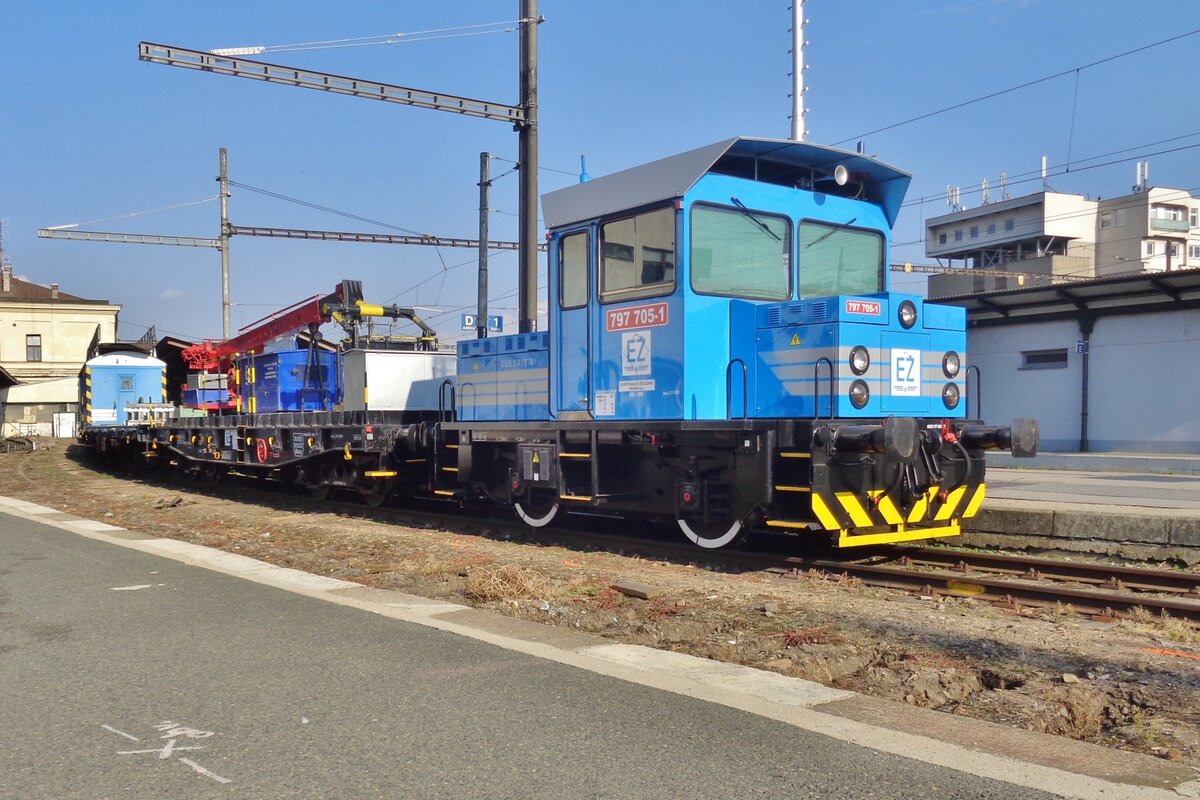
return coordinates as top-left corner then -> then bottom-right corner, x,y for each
0,513 -> 1057,799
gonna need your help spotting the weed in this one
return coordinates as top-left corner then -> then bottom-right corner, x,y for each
775,628 -> 838,648
594,587 -> 623,609
465,564 -> 551,601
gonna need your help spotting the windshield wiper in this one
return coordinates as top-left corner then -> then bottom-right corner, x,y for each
730,197 -> 782,242
806,216 -> 858,248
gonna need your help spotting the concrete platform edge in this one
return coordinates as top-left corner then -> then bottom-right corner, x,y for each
2,494 -> 1197,800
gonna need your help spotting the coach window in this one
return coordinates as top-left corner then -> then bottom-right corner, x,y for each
796,221 -> 884,298
599,206 -> 675,301
26,334 -> 42,362
690,203 -> 790,300
560,230 -> 588,309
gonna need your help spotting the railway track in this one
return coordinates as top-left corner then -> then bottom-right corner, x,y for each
69,454 -> 1200,624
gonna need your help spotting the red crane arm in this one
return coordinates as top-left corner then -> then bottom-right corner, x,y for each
216,294 -> 327,357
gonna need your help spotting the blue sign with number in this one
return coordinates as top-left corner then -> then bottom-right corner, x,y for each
461,314 -> 503,332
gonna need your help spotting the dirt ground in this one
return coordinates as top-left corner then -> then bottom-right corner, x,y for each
4,442 -> 1200,768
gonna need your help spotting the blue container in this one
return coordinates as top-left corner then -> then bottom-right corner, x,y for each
238,350 -> 339,413
456,333 -> 550,421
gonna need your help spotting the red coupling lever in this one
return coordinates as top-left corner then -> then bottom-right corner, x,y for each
940,418 -> 958,445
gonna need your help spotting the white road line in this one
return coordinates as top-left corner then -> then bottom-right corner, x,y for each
101,724 -> 139,742
110,584 -> 153,591
179,757 -> 232,784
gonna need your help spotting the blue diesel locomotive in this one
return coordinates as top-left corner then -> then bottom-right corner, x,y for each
82,137 -> 1037,550
445,136 -> 1036,547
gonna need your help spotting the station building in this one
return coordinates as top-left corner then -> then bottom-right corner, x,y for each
925,179 -> 1200,296
924,170 -> 1200,454
0,264 -> 119,437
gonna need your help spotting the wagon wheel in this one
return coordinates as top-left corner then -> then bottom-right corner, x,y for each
676,513 -> 750,549
359,479 -> 394,509
514,490 -> 561,528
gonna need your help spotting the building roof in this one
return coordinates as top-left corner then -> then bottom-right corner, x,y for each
542,137 -> 912,229
0,365 -> 19,388
0,272 -> 109,304
937,267 -> 1200,325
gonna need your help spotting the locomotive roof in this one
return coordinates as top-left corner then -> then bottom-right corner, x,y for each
541,136 -> 912,230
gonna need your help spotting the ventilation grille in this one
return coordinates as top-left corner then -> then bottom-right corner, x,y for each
810,301 -> 829,321
766,307 -> 783,326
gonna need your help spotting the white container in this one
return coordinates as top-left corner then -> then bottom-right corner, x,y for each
341,350 -> 457,411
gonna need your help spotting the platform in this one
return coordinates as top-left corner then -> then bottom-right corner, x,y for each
968,453 -> 1200,563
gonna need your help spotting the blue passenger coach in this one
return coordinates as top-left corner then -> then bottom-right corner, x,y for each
444,137 -> 1036,548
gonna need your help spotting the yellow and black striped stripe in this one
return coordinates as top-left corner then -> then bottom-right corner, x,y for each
767,483 -> 985,547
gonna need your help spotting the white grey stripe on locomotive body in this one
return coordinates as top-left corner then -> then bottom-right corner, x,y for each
458,366 -> 549,408
760,346 -> 957,396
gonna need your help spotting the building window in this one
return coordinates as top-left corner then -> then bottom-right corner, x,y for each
954,229 -> 963,242
1005,218 -> 1014,232
970,226 -> 979,238
987,222 -> 996,236
1146,241 -> 1155,256
25,334 -> 42,362
1169,243 -> 1180,258
1115,208 -> 1127,227
1099,211 -> 1112,229
1189,245 -> 1200,259
1021,348 -> 1068,370
938,233 -> 946,245
1191,209 -> 1198,228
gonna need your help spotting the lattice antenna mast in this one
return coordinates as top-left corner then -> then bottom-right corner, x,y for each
790,1 -> 807,140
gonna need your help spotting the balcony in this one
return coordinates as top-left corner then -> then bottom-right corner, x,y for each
1150,217 -> 1189,232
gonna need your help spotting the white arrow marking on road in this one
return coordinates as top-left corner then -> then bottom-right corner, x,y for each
179,758 -> 232,784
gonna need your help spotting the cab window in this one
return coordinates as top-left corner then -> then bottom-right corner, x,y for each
797,221 -> 884,298
600,206 -> 675,301
690,203 -> 791,300
559,231 -> 588,310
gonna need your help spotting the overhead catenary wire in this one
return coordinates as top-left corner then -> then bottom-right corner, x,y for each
43,196 -> 220,230
901,131 -> 1200,209
833,27 -> 1200,146
210,19 -> 528,56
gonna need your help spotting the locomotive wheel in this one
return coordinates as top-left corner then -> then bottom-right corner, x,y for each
309,483 -> 333,502
514,491 -> 561,528
677,516 -> 748,549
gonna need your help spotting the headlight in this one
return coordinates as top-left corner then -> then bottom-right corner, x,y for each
942,351 -> 961,378
849,345 -> 870,375
849,379 -> 870,409
898,300 -> 918,329
942,382 -> 960,409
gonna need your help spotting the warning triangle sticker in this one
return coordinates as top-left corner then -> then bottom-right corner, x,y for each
532,452 -> 540,464
789,333 -> 801,346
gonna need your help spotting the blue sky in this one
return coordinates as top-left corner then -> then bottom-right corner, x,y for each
2,1 -> 1198,343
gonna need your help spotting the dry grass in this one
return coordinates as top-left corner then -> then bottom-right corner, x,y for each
775,628 -> 839,648
465,564 -> 552,601
1123,608 -> 1200,645
395,557 -> 460,578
